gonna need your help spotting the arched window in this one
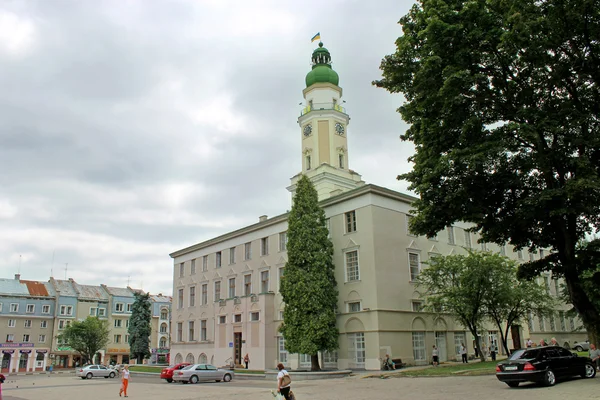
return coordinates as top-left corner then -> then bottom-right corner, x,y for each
159,337 -> 167,348
160,323 -> 168,333
185,353 -> 195,364
198,353 -> 207,364
174,353 -> 183,364
160,310 -> 168,320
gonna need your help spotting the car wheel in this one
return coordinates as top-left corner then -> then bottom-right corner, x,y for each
543,370 -> 556,386
215,379 -> 221,382
223,374 -> 232,382
576,346 -> 584,352
166,378 -> 173,383
189,375 -> 199,384
583,363 -> 596,378
86,373 -> 93,380
506,382 -> 519,388
109,372 -> 115,378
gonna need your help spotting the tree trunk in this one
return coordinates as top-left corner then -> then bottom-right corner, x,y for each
493,319 -> 510,356
473,333 -> 486,362
310,354 -> 321,371
564,262 -> 600,345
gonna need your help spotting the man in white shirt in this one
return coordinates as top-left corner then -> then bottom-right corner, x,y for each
460,343 -> 468,363
432,345 -> 439,367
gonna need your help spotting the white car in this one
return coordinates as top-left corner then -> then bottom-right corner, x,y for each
172,364 -> 234,384
574,341 -> 590,352
76,365 -> 117,379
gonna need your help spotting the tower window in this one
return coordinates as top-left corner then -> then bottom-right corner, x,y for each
306,155 -> 312,170
339,154 -> 344,169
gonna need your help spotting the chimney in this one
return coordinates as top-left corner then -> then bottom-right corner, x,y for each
259,215 -> 268,222
15,273 -> 21,280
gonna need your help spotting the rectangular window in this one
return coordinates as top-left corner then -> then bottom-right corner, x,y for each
528,313 -> 534,332
554,279 -> 560,296
191,259 -> 196,275
345,250 -> 360,282
409,252 -> 421,281
244,242 -> 252,260
538,314 -> 545,331
228,278 -> 236,298
58,320 -> 67,329
250,312 -> 260,321
447,226 -> 455,245
559,311 -> 566,331
278,336 -> 288,363
338,153 -> 344,169
412,332 -> 426,361
114,334 -> 121,344
454,332 -> 466,357
179,262 -> 185,277
39,334 -> 46,343
261,270 -> 270,293
216,251 -> 222,268
549,314 -> 556,331
464,231 -> 471,248
570,317 -> 576,331
244,274 -> 252,296
326,218 -> 331,238
24,320 -> 32,328
125,334 -> 130,343
26,304 -> 35,313
219,315 -> 226,324
411,301 -> 423,312
406,214 -> 415,236
279,232 -> 287,252
261,237 -> 269,256
40,320 -> 47,328
347,332 -> 365,366
202,255 -> 208,272
517,250 -> 524,260
8,319 -> 16,328
234,314 -> 242,323
90,307 -> 97,316
214,281 -> 221,301
543,277 -> 550,294
60,305 -> 73,315
322,350 -> 338,364
229,247 -> 236,264
348,302 -> 361,312
126,320 -> 130,328
98,308 -> 106,317
10,303 -> 18,312
42,304 -> 50,314
23,334 -> 30,343
188,321 -> 195,341
127,303 -> 132,312
178,289 -> 184,309
114,319 -> 122,328
6,334 -> 14,342
278,267 -> 285,291
200,320 -> 207,341
201,284 -> 208,305
189,286 -> 196,307
115,303 -> 124,313
177,322 -> 183,342
345,210 -> 357,233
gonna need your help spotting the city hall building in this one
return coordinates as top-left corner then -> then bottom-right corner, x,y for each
169,43 -> 586,370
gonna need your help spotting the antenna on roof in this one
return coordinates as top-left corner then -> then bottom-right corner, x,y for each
51,250 -> 55,278
18,255 -> 22,274
127,276 -> 131,286
64,263 -> 68,280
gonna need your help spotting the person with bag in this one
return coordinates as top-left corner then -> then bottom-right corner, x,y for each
276,363 -> 292,400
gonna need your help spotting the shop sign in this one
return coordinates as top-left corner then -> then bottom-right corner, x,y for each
107,348 -> 128,354
56,346 -> 73,351
0,343 -> 34,348
151,348 -> 170,354
19,350 -> 32,354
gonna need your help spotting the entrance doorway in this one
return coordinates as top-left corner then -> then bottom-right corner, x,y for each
234,333 -> 242,366
19,353 -> 29,372
36,352 -> 45,371
435,332 -> 447,362
1,353 -> 11,373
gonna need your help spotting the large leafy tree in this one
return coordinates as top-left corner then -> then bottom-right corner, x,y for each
375,0 -> 600,336
279,175 -> 338,371
58,316 -> 109,364
128,292 -> 152,364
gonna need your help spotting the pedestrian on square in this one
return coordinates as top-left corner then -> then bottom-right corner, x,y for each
119,364 -> 130,397
589,344 -> 600,371
0,373 -> 5,400
460,343 -> 468,363
244,354 -> 250,369
432,345 -> 439,367
489,342 -> 497,361
276,363 -> 292,400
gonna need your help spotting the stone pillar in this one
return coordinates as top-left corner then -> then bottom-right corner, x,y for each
27,351 -> 34,373
42,353 -> 48,372
10,352 -> 19,373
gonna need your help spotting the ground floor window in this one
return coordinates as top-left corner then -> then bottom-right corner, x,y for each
454,332 -> 466,357
278,337 -> 288,363
322,350 -> 338,365
174,353 -> 183,364
185,353 -> 195,364
19,353 -> 28,369
347,332 -> 365,368
412,332 -> 426,361
299,354 -> 311,369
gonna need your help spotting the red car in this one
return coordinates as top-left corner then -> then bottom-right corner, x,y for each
160,363 -> 191,383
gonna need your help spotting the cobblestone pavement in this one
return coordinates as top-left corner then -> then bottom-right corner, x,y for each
1,372 -> 598,400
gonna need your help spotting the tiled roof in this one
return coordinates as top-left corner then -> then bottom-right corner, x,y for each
0,278 -> 30,296
150,295 -> 172,303
51,279 -> 78,296
73,283 -> 108,301
103,286 -> 133,297
21,280 -> 50,297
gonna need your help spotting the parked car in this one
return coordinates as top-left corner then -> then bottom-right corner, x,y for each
496,346 -> 596,387
160,363 -> 191,383
573,341 -> 590,352
172,364 -> 234,384
76,365 -> 117,379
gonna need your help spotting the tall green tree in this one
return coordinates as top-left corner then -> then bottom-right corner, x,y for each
128,292 -> 152,364
375,0 -> 600,335
279,175 -> 338,371
483,256 -> 555,355
58,316 -> 109,364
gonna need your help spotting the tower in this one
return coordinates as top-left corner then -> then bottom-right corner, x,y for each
288,42 -> 364,200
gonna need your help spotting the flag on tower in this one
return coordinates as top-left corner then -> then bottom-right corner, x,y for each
311,32 -> 321,42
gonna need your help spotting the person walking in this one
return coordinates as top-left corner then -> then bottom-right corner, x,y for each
276,363 -> 292,400
432,345 -> 439,367
0,373 -> 5,400
244,354 -> 250,369
460,343 -> 468,363
589,344 -> 600,371
490,342 -> 497,361
119,365 -> 130,397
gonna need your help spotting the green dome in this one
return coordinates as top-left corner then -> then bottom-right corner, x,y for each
305,42 -> 339,87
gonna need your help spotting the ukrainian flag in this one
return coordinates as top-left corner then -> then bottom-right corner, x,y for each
311,32 -> 321,42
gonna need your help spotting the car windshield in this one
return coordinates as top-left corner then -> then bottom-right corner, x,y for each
509,349 -> 539,360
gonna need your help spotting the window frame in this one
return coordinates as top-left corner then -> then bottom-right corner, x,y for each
345,210 -> 357,233
344,249 -> 360,282
408,251 -> 421,282
279,232 -> 287,252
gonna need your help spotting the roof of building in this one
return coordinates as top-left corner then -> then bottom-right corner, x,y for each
21,280 -> 50,297
50,278 -> 78,296
306,43 -> 339,87
150,294 -> 172,303
103,286 -> 134,297
0,278 -> 30,296
73,282 -> 108,301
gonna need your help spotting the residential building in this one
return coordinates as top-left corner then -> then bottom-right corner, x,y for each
100,285 -> 135,365
169,42 -> 587,370
149,294 -> 172,365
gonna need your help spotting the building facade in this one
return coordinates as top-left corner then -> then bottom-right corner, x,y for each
169,42 -> 588,370
149,294 -> 172,365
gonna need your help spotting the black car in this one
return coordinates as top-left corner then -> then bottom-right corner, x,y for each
496,345 -> 596,387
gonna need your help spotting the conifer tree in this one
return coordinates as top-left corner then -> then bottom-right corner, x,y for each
279,175 -> 338,371
128,292 -> 152,364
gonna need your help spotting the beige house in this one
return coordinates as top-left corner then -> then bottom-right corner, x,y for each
149,294 -> 172,365
169,43 -> 586,370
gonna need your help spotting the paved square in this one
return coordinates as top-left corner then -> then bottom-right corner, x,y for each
1,373 -> 598,400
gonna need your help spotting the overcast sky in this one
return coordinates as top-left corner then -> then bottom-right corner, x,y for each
0,0 -> 416,296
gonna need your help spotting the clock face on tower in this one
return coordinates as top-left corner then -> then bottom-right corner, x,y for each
335,123 -> 345,135
303,124 -> 312,137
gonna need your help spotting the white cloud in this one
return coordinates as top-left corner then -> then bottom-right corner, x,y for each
0,10 -> 36,57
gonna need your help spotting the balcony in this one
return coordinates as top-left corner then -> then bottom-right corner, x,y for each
300,102 -> 346,116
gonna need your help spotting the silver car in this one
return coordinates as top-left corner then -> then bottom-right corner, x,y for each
172,364 -> 234,384
76,364 -> 117,379
574,341 -> 590,352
